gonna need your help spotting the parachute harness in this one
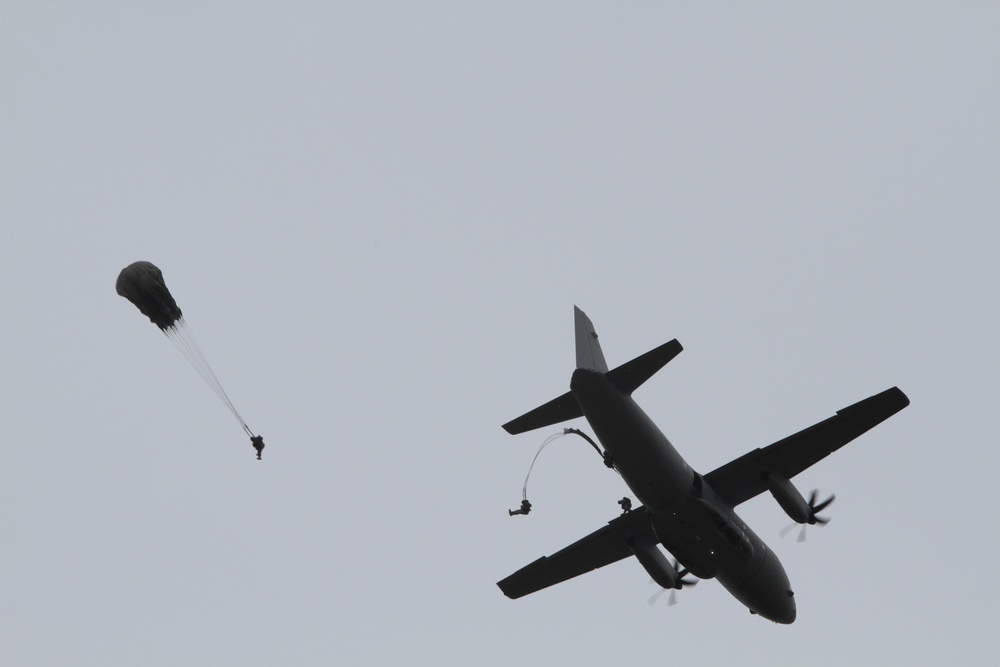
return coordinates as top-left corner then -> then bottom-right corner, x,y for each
509,427 -> 617,516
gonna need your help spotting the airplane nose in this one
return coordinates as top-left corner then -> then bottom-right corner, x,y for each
778,599 -> 797,624
755,591 -> 796,624
773,591 -> 796,624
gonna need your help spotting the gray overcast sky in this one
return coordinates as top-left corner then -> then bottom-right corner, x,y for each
2,3 -> 997,666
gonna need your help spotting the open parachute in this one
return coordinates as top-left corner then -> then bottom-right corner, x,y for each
116,261 -> 264,459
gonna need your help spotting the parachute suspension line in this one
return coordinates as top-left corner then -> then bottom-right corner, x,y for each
165,321 -> 226,408
165,322 -> 244,429
509,427 -> 615,517
164,317 -> 254,438
172,320 -> 254,438
521,431 -> 568,502
168,324 -> 254,438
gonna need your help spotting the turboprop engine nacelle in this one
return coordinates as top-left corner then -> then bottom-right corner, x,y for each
628,537 -> 678,590
762,471 -> 811,524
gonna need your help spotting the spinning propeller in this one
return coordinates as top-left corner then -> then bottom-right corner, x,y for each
647,559 -> 698,606
780,490 -> 835,542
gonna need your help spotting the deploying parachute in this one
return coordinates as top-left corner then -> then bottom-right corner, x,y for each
116,261 -> 265,459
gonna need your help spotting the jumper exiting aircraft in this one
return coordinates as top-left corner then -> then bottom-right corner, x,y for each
498,307 -> 909,623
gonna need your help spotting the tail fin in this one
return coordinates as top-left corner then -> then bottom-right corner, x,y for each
502,307 -> 683,435
575,306 -> 609,372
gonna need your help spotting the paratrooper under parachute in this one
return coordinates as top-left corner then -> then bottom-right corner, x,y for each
117,261 -> 266,460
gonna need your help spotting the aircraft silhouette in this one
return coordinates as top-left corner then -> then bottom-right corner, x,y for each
498,307 -> 909,623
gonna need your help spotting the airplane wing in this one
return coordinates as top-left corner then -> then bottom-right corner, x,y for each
498,506 -> 657,599
703,387 -> 910,508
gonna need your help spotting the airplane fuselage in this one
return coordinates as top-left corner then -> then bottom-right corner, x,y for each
570,368 -> 796,623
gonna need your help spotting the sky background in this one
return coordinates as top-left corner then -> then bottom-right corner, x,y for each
2,3 -> 998,666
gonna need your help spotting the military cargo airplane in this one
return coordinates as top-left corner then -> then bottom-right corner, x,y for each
498,307 -> 908,623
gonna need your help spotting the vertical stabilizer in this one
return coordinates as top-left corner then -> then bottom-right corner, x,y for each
503,306 -> 681,435
574,306 -> 609,373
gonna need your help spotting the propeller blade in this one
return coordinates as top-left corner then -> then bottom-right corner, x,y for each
668,590 -> 678,606
812,494 -> 835,514
676,568 -> 697,588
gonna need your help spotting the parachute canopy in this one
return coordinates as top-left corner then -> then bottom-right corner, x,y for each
117,261 -> 258,448
116,261 -> 182,330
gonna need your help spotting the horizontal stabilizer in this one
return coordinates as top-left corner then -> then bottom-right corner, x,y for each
502,391 -> 582,435
607,339 -> 683,395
